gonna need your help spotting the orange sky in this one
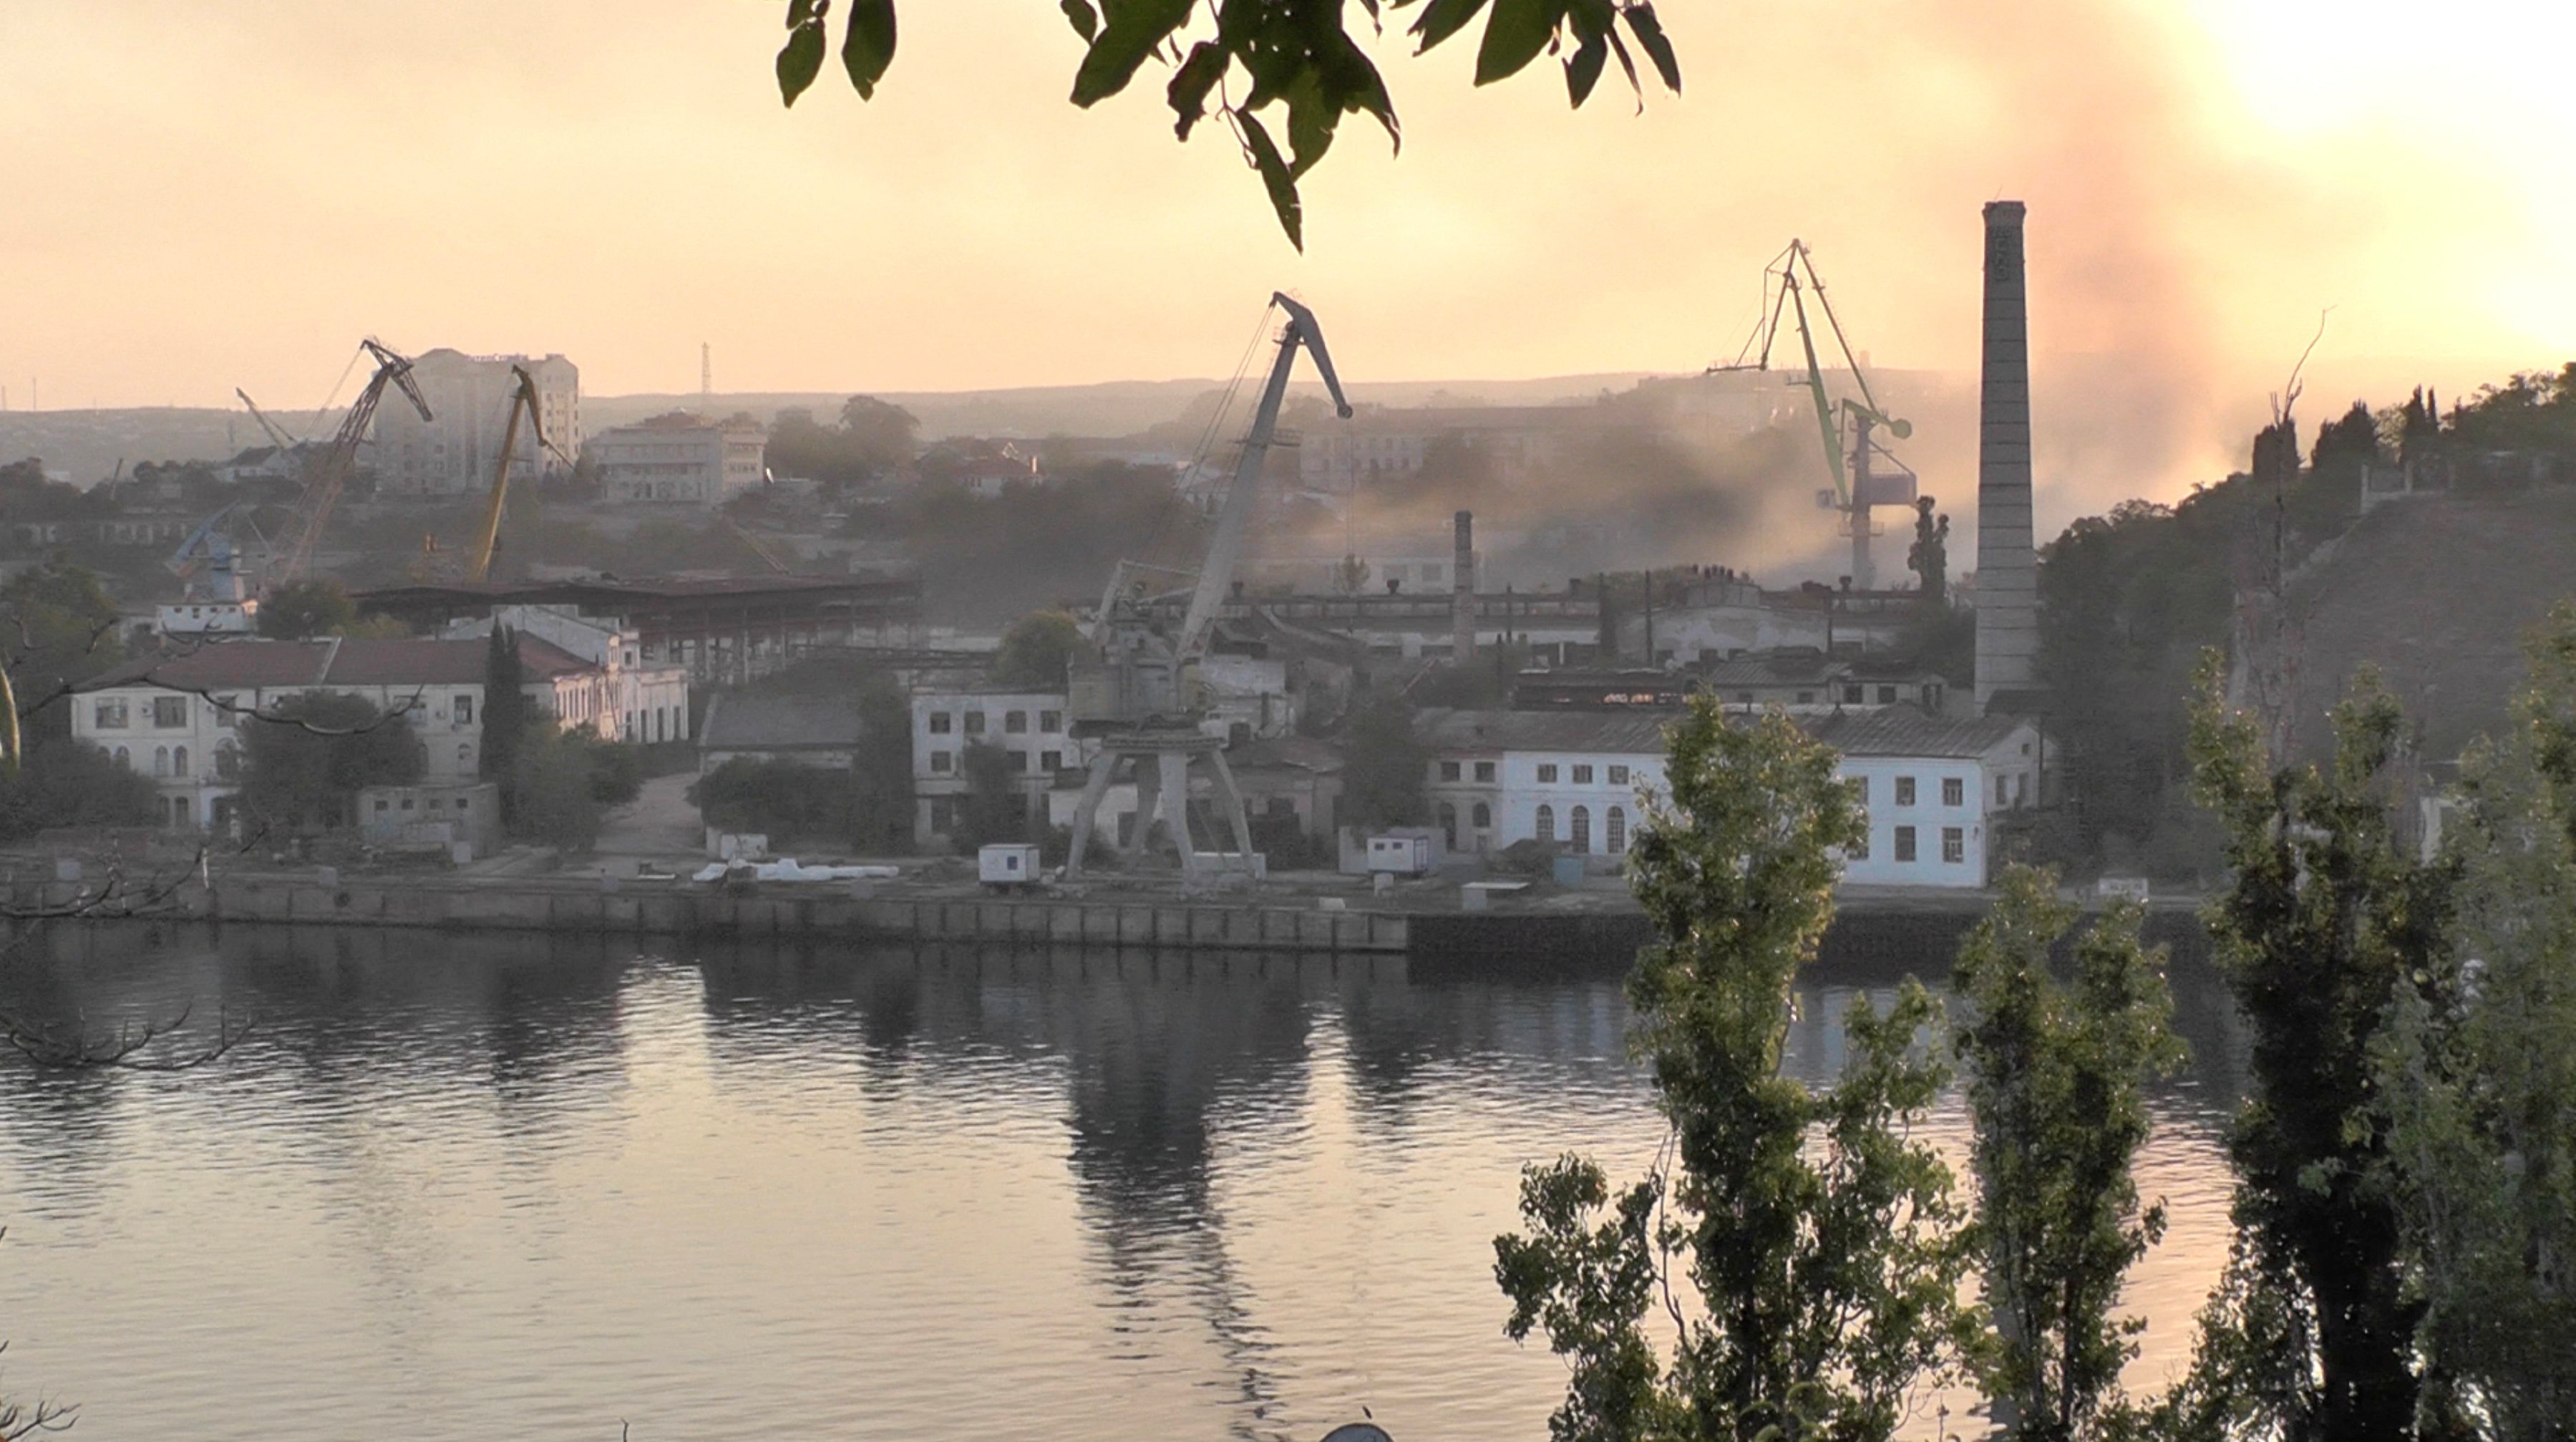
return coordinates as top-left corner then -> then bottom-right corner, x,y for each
1,0 -> 2570,507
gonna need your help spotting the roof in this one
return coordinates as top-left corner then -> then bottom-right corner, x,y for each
76,634 -> 598,693
1701,649 -> 1837,687
699,692 -> 870,753
1414,703 -> 2031,762
1227,735 -> 1346,775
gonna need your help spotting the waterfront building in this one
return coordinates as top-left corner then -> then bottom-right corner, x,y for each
909,684 -> 1081,846
1415,704 -> 2042,888
437,604 -> 691,745
593,411 -> 768,508
71,634 -> 633,831
375,349 -> 581,498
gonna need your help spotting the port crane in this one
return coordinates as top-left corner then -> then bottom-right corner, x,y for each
235,388 -> 306,457
1714,240 -> 1919,589
460,364 -> 569,583
1064,293 -> 1351,884
272,339 -> 432,588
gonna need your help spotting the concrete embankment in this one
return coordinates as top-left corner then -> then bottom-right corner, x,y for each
7,872 -> 2213,972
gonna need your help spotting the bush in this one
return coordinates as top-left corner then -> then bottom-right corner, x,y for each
0,740 -> 159,840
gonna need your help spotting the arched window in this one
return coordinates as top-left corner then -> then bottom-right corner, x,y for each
172,745 -> 188,779
167,795 -> 188,827
1471,801 -> 1492,830
153,745 -> 170,778
1607,805 -> 1628,855
1571,804 -> 1592,853
115,745 -> 130,769
1535,804 -> 1555,843
458,742 -> 472,768
1439,802 -> 1458,849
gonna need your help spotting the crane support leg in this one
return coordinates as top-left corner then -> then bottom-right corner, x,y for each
1064,750 -> 1120,880
1159,751 -> 1197,881
1126,753 -> 1159,857
1203,748 -> 1256,871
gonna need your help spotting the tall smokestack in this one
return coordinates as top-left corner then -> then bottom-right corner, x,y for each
1975,200 -> 2038,714
1452,510 -> 1476,664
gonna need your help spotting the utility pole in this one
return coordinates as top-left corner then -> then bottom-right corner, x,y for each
701,343 -> 712,412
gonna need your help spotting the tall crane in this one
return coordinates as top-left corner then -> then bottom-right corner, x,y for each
1714,240 -> 1918,589
462,364 -> 570,583
272,339 -> 432,589
235,388 -> 306,456
1064,293 -> 1351,884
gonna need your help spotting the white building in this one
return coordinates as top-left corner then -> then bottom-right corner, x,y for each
593,412 -> 768,508
71,634 -> 633,831
909,685 -> 1080,846
439,604 -> 691,745
376,349 -> 580,498
1415,705 -> 2043,889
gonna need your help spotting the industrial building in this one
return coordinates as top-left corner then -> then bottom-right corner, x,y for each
593,411 -> 768,508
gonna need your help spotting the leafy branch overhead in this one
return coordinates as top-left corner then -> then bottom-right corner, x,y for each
774,0 -> 1681,248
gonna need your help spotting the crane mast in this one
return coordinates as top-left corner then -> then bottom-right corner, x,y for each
273,339 -> 431,589
1064,294 -> 1352,886
465,364 -> 566,583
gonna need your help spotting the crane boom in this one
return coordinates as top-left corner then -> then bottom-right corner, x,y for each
274,339 -> 431,588
1174,293 -> 1351,664
465,365 -> 551,582
235,388 -> 305,455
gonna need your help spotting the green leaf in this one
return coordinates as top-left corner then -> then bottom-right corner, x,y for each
1621,1 -> 1680,91
1408,0 -> 1487,52
1060,0 -> 1098,42
1070,0 -> 1194,107
776,12 -> 827,106
1563,29 -> 1606,105
1474,0 -> 1555,85
841,0 -> 897,100
1236,108 -> 1304,251
1283,69 -> 1340,177
1167,40 -> 1227,140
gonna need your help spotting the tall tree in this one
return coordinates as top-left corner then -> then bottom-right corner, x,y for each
1951,866 -> 2187,1441
991,610 -> 1082,689
1494,704 -> 1965,1441
238,692 -> 424,831
1339,695 -> 1427,829
256,579 -> 359,640
2375,606 -> 2576,1438
480,626 -> 529,793
2184,656 -> 2448,1441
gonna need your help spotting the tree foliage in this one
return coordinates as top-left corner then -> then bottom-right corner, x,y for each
1338,693 -> 1426,829
992,609 -> 1083,689
256,579 -> 359,640
505,721 -> 606,851
765,397 -> 920,485
769,0 -> 1681,248
2373,605 -> 2576,1438
2182,656 -> 2449,1441
1,562 -> 126,744
1495,703 -> 1965,1442
0,738 -> 157,840
480,626 -> 530,792
1951,866 -> 2186,1441
238,692 -> 424,831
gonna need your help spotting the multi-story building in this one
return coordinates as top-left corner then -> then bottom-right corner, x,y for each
1414,705 -> 2043,888
909,685 -> 1079,846
374,349 -> 580,498
437,604 -> 692,745
593,412 -> 767,507
71,634 -> 628,831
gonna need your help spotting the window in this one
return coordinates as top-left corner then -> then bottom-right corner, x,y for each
929,711 -> 953,735
114,745 -> 130,768
1851,775 -> 1870,804
1895,775 -> 1917,806
1011,750 -> 1031,772
1535,804 -> 1555,842
401,797 -> 416,811
963,712 -> 986,735
1608,765 -> 1629,786
1439,760 -> 1462,783
1606,805 -> 1627,854
1943,826 -> 1965,863
1735,692 -> 1754,703
1943,777 -> 1964,807
930,750 -> 953,774
1849,826 -> 1870,861
94,698 -> 129,730
1439,802 -> 1458,848
455,695 -> 474,725
1040,710 -> 1062,732
1537,763 -> 1559,783
374,798 -> 390,813
1878,685 -> 1897,704
1895,826 -> 1918,862
1796,691 -> 1814,704
1472,802 -> 1491,829
172,746 -> 188,779
216,695 -> 240,728
1844,684 -> 1864,704
152,696 -> 187,727
1573,764 -> 1595,785
1005,710 -> 1029,734
152,746 -> 170,777
1041,750 -> 1062,772
1998,774 -> 2011,805
457,743 -> 472,768
1570,804 -> 1592,853
456,797 -> 470,811
1474,761 -> 1495,783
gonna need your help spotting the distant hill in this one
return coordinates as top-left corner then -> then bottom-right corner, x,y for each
2291,488 -> 2576,760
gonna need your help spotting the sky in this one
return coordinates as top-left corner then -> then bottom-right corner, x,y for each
1,0 -> 2571,516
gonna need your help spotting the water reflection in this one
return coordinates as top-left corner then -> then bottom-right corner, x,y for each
0,924 -> 2246,1442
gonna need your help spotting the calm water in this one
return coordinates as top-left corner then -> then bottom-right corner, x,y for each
0,924 -> 2245,1441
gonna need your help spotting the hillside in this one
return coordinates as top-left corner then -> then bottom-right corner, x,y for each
2290,488 -> 2576,760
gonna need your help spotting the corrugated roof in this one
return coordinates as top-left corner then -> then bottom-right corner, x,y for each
1801,706 -> 2031,759
77,634 -> 598,692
